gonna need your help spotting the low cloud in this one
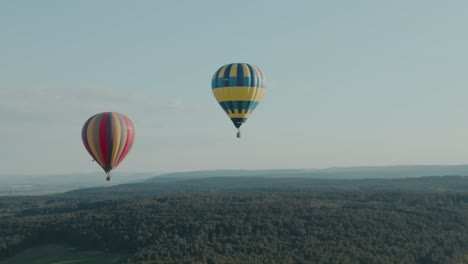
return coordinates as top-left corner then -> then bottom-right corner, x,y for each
0,85 -> 204,127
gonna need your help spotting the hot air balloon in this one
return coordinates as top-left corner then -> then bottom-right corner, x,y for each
81,112 -> 135,181
211,63 -> 266,138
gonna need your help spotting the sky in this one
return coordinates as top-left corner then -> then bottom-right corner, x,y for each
1,0 -> 468,175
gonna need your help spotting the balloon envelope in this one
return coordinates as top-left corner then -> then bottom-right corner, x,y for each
211,63 -> 266,130
81,112 -> 135,174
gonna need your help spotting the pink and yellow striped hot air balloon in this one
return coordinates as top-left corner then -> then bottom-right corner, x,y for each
81,112 -> 136,181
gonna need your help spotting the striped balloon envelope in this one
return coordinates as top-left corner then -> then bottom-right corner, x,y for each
81,112 -> 135,181
211,63 -> 266,138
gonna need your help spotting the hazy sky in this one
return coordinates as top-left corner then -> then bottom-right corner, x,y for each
1,0 -> 468,174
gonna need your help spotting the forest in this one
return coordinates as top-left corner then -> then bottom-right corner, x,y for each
1,176 -> 468,263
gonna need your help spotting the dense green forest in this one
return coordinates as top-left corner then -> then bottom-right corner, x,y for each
2,177 -> 468,263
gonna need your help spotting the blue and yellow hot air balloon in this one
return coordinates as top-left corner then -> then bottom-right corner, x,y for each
211,63 -> 266,138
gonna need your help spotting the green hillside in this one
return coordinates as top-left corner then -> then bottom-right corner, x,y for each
65,175 -> 468,198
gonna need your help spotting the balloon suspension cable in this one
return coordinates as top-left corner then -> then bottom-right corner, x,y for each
106,173 -> 111,181
236,128 -> 241,138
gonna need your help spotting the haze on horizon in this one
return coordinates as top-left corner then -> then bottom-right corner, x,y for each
1,1 -> 468,175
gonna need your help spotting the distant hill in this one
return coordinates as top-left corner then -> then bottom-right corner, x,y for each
145,165 -> 468,183
144,169 -> 309,183
4,165 -> 468,196
64,175 -> 468,198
